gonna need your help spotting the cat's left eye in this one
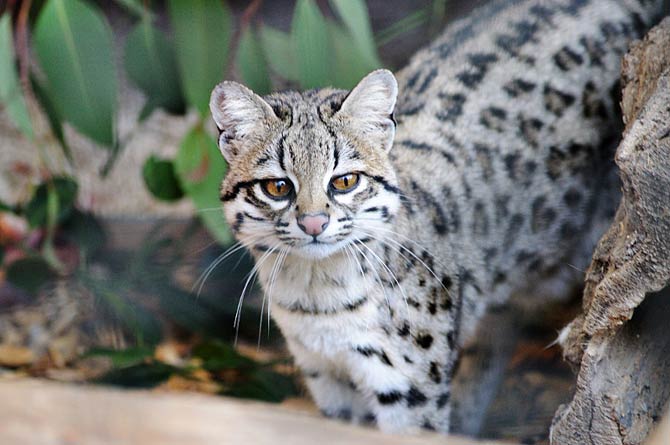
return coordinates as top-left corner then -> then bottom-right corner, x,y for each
330,173 -> 360,192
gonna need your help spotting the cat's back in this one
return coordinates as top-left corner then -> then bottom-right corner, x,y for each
387,0 -> 662,303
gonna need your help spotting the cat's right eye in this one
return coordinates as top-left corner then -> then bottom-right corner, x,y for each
261,178 -> 293,199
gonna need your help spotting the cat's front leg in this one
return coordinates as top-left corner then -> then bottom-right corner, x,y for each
343,340 -> 455,434
287,338 -> 373,424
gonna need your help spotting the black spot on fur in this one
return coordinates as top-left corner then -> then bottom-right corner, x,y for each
579,36 -> 605,67
441,186 -> 461,232
436,93 -> 466,122
495,195 -> 510,220
379,351 -> 393,366
479,106 -> 507,132
553,45 -> 583,71
446,330 -> 456,349
416,67 -> 438,94
406,386 -> 428,407
543,84 -> 576,117
474,143 -> 494,181
422,419 -> 436,431
397,322 -> 410,337
505,214 -> 525,247
410,181 -> 449,235
493,271 -> 507,285
337,409 -> 352,421
415,333 -> 434,349
436,391 -> 451,409
503,78 -> 536,97
560,221 -> 580,240
561,0 -> 589,16
232,212 -> 244,233
494,19 -> 540,63
456,52 -> 498,89
399,140 -> 434,151
582,81 -> 609,119
518,115 -> 543,147
504,152 -> 521,180
407,298 -> 421,309
377,391 -> 403,405
528,4 -> 557,26
362,412 -> 376,425
429,362 -> 441,384
472,201 -> 490,237
564,188 -> 583,208
531,196 -> 557,233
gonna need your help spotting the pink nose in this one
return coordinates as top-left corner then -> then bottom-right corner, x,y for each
297,213 -> 330,236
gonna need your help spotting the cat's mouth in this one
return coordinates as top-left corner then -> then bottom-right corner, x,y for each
293,238 -> 345,259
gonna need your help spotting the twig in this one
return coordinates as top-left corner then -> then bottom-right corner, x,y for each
225,0 -> 263,80
15,0 -> 32,101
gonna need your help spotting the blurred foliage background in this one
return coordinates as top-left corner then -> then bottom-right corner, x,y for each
0,0 -> 449,402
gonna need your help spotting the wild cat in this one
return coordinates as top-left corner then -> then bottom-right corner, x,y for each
208,0 -> 665,434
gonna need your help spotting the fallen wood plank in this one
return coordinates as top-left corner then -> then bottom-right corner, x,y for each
0,379 -> 515,445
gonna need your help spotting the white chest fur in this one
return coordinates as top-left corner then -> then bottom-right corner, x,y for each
257,251 -> 384,357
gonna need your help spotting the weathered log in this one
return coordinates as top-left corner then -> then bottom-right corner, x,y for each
0,379 -> 514,445
550,17 -> 670,445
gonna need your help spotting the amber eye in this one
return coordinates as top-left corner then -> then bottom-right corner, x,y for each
330,173 -> 360,192
261,178 -> 293,199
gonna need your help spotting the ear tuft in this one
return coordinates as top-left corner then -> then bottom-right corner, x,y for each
209,81 -> 277,162
337,70 -> 398,152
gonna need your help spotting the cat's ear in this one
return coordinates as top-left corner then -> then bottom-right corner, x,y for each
337,69 -> 398,152
209,81 -> 278,162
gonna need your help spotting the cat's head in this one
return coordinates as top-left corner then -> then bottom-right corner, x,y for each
210,70 -> 401,260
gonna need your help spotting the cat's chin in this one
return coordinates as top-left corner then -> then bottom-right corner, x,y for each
291,241 -> 345,260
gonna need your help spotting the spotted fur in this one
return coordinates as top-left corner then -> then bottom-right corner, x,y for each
209,0 -> 665,434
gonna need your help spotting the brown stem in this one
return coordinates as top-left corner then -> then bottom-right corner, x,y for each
15,0 -> 32,99
225,0 -> 264,80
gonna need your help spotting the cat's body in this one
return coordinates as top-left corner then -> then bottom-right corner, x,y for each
210,0 -> 665,434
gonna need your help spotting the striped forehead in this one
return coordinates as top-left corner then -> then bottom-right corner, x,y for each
251,89 -> 366,179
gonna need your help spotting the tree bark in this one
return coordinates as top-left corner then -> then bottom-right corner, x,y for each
550,17 -> 670,445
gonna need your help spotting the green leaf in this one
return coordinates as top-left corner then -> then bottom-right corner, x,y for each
174,128 -> 231,244
24,177 -> 78,229
85,346 -> 154,368
225,369 -> 298,403
376,8 -> 428,47
0,14 -> 33,138
6,256 -> 55,294
168,0 -> 232,116
82,273 -> 162,346
259,26 -> 298,82
292,0 -> 332,89
327,21 -> 373,89
329,0 -> 383,69
95,362 -> 176,388
142,156 -> 184,202
124,16 -> 185,117
111,0 -> 148,19
61,210 -> 106,255
0,200 -> 12,212
237,26 -> 271,95
30,75 -> 72,161
192,340 -> 255,371
33,0 -> 117,148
